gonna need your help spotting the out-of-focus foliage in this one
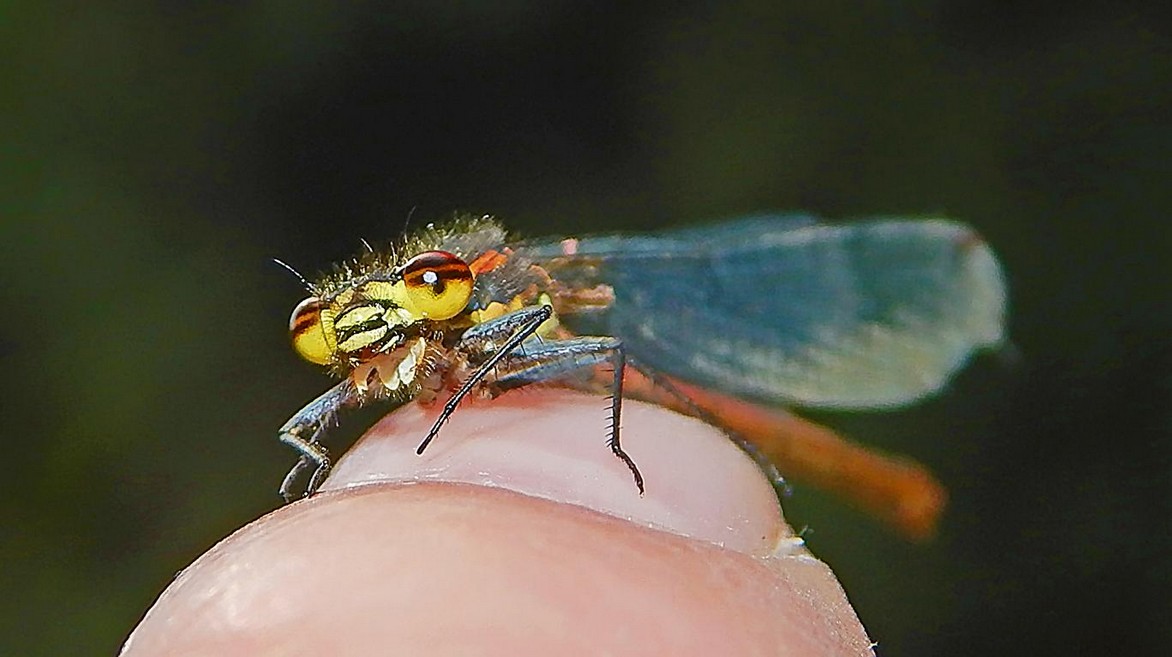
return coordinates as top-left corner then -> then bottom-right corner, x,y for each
1,2 -> 1167,655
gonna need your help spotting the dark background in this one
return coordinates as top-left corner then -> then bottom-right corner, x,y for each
2,2 -> 1169,655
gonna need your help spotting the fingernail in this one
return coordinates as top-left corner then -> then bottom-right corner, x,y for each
320,389 -> 791,556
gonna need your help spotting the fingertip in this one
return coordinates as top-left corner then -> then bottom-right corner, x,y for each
322,389 -> 789,555
123,390 -> 875,656
124,485 -> 873,657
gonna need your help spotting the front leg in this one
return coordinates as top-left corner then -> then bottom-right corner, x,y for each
414,305 -> 554,454
277,379 -> 361,502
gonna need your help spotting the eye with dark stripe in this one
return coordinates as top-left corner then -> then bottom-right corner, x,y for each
289,297 -> 334,365
400,250 -> 474,320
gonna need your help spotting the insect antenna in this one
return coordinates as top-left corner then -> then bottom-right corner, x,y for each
272,258 -> 316,294
402,205 -> 419,234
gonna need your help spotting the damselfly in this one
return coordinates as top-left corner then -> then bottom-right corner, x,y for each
277,214 -> 1007,538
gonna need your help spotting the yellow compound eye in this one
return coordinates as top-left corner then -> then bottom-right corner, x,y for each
400,250 -> 474,320
289,297 -> 336,365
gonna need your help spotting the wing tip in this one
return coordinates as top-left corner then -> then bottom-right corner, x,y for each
955,226 -> 1010,350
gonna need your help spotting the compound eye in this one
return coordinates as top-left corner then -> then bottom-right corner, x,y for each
400,250 -> 474,320
289,297 -> 335,365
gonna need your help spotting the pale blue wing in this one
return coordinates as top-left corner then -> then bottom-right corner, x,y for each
524,215 -> 1007,409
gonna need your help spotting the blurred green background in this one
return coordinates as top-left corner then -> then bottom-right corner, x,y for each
2,2 -> 1168,655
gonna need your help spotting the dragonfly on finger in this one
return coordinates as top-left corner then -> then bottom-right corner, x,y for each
275,213 -> 1007,538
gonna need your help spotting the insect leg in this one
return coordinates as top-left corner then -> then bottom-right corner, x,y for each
487,336 -> 644,494
625,358 -> 789,496
277,379 -> 360,502
607,344 -> 642,493
415,305 -> 554,455
456,303 -> 554,349
279,433 -> 329,501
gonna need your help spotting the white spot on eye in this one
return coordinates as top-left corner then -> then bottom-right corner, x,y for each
422,270 -> 439,285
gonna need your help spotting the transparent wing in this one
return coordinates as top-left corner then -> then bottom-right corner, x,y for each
526,215 -> 1008,409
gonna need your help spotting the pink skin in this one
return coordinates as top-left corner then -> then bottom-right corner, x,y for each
122,390 -> 874,656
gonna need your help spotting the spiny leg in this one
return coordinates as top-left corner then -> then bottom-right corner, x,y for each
415,305 -> 554,455
486,335 -> 644,493
277,379 -> 360,501
279,431 -> 330,502
606,344 -> 643,493
625,357 -> 789,496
